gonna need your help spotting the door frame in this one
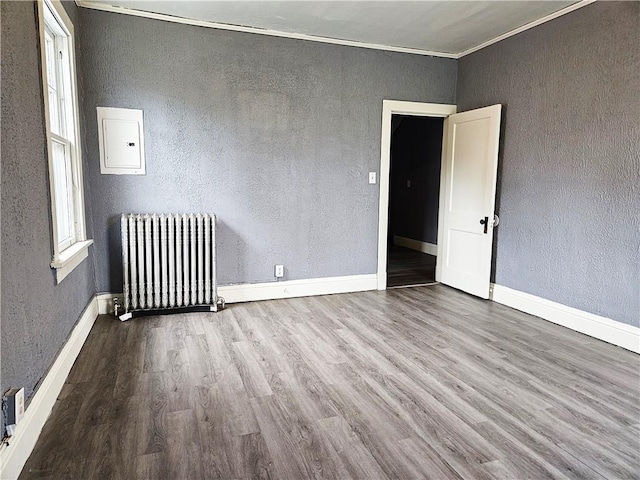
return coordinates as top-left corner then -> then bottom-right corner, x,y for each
376,100 -> 457,290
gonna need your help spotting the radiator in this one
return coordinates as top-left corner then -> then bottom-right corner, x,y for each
119,213 -> 224,320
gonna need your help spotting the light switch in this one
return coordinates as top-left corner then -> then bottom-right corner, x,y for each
369,172 -> 377,184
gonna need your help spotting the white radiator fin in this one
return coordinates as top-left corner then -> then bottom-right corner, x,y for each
137,216 -> 145,309
190,214 -> 197,306
121,216 -> 130,312
182,215 -> 190,306
204,215 -> 211,305
145,215 -> 153,308
160,215 -> 168,308
121,213 -> 218,313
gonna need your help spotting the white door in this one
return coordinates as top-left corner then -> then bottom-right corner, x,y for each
436,105 -> 502,298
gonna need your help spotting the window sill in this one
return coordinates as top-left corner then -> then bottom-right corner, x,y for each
51,239 -> 93,283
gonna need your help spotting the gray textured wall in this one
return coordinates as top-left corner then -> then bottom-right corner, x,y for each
389,116 -> 444,245
457,1 -> 640,326
77,9 -> 457,292
1,0 -> 96,427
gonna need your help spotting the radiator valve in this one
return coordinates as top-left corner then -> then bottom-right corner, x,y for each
216,297 -> 226,310
113,297 -> 121,317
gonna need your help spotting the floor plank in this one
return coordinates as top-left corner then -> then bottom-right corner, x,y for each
20,285 -> 640,479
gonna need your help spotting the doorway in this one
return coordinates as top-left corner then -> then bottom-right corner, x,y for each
387,114 -> 444,288
376,101 -> 456,291
377,100 -> 502,298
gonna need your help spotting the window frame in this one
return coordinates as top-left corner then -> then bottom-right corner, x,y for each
37,0 -> 92,283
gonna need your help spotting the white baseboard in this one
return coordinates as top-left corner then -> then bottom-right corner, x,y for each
490,284 -> 640,354
393,235 -> 438,256
97,274 -> 378,312
219,274 -> 377,304
0,297 -> 99,480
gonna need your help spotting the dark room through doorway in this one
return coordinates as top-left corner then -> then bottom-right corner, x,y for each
387,114 -> 444,288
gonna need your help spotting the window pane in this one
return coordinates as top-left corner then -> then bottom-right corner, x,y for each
57,42 -> 69,139
48,86 -> 60,134
52,141 -> 73,246
44,29 -> 62,136
44,31 -> 57,88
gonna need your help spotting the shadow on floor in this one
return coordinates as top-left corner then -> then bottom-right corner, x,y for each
387,245 -> 436,287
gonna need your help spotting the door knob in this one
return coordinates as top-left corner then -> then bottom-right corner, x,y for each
479,216 -> 488,234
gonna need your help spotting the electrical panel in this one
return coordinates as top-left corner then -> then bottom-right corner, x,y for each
97,107 -> 146,175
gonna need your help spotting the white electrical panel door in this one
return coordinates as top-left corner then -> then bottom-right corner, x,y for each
98,107 -> 146,175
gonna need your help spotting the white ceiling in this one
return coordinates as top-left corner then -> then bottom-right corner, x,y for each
79,1 -> 582,57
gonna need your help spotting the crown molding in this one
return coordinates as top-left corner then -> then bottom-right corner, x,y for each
76,0 -> 596,60
458,0 -> 597,58
75,1 -> 457,59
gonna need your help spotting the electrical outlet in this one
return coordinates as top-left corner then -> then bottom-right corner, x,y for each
274,264 -> 284,278
3,387 -> 25,435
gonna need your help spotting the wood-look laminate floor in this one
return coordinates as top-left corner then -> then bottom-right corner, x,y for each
21,285 -> 640,480
387,245 -> 436,287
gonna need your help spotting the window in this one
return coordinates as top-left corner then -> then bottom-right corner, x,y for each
38,0 -> 92,282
